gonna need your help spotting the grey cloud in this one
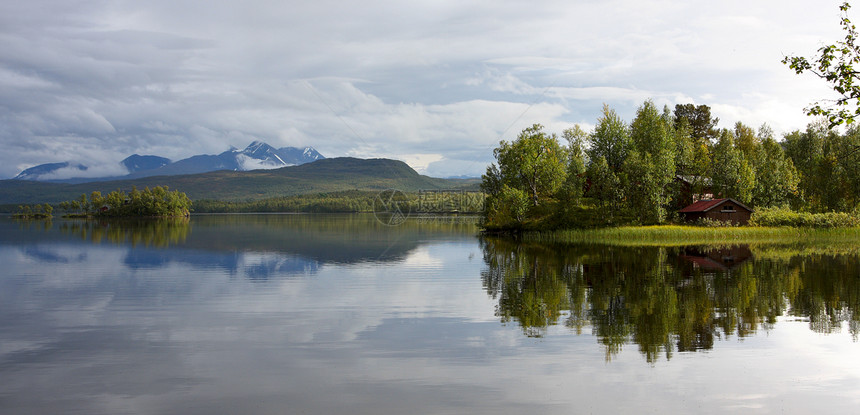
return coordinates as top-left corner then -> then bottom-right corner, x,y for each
0,0 -> 848,178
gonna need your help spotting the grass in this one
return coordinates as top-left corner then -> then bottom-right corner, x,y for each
522,225 -> 860,246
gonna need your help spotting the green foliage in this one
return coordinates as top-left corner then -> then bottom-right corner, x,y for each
588,105 -> 631,171
523,225 -> 860,247
495,124 -> 567,206
750,206 -> 860,228
559,125 -> 588,204
482,124 -> 567,229
586,156 -> 621,216
479,100 -> 858,232
13,203 -> 52,219
711,129 -> 755,204
752,135 -> 800,207
783,120 -> 860,212
61,186 -> 191,217
783,2 -> 860,127
193,190 -> 485,214
625,100 -> 676,223
673,103 -> 719,143
483,185 -> 530,229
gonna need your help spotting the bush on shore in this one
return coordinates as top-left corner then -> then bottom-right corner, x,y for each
750,206 -> 860,228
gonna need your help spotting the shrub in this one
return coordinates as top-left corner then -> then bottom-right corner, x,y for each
750,206 -> 860,228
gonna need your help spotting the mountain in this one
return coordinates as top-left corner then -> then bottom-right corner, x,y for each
12,141 -> 325,182
132,141 -> 325,178
0,157 -> 479,205
121,155 -> 171,173
14,162 -> 88,181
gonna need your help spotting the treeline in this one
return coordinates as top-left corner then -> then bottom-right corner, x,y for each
13,203 -> 54,219
193,190 -> 485,214
194,191 -> 379,213
481,101 -> 860,230
58,186 -> 191,217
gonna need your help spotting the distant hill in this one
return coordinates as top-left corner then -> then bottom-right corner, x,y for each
14,162 -> 88,181
0,157 -> 480,205
122,155 -> 171,173
12,141 -> 325,182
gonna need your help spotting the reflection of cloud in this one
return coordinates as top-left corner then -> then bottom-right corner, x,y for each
23,246 -> 80,264
3,234 -> 860,413
240,252 -> 320,280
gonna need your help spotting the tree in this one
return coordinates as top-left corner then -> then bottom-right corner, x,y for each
625,100 -> 677,223
783,2 -> 860,127
753,136 -> 800,208
588,105 -> 631,172
481,124 -> 567,228
587,156 -> 621,219
492,124 -> 567,207
560,125 -> 588,203
672,117 -> 696,176
783,120 -> 840,211
734,122 -> 760,161
711,129 -> 755,204
673,104 -> 719,143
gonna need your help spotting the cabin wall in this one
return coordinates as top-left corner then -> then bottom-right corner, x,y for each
702,209 -> 751,225
681,209 -> 751,225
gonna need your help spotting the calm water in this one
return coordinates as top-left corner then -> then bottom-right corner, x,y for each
1,214 -> 859,414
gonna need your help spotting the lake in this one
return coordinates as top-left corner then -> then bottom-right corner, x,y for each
1,214 -> 859,414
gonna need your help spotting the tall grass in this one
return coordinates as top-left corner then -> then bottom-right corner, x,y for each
523,225 -> 860,246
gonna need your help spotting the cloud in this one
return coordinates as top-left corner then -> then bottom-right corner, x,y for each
0,0 -> 851,178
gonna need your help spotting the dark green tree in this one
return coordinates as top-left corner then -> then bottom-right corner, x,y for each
588,105 -> 631,172
625,100 -> 677,223
493,124 -> 567,207
481,124 -> 567,228
673,103 -> 719,143
711,129 -> 755,204
560,125 -> 588,204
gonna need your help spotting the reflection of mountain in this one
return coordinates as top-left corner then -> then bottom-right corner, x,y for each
181,214 -> 476,265
122,249 -> 320,280
1,214 -> 475,281
480,237 -> 860,362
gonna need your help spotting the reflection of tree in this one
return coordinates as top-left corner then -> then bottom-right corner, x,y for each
59,218 -> 191,248
480,237 -> 860,362
787,254 -> 860,338
481,238 -> 571,337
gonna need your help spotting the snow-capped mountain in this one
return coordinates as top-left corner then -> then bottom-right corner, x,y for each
235,140 -> 324,171
12,141 -> 325,182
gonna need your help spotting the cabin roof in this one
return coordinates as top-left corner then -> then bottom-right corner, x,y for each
678,198 -> 752,213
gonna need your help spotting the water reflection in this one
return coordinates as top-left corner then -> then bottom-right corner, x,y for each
480,237 -> 860,362
2,216 -> 860,413
59,218 -> 191,247
0,214 -> 478,282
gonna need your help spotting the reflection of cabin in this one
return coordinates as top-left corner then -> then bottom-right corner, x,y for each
678,198 -> 752,225
679,245 -> 752,272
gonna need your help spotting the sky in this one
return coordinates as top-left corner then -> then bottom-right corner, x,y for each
0,0 -> 850,179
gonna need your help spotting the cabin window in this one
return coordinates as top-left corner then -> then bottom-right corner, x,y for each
721,204 -> 736,213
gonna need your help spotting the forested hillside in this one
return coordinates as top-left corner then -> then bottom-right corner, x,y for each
0,157 -> 478,206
